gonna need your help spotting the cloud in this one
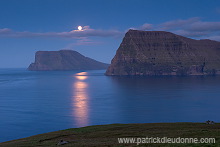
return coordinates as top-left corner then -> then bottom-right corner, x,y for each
206,35 -> 220,41
128,23 -> 153,31
127,17 -> 220,41
74,37 -> 103,46
125,18 -> 220,41
82,26 -> 90,30
0,26 -> 123,38
172,30 -> 209,37
1,18 -> 220,42
188,21 -> 220,32
0,28 -> 11,33
139,23 -> 153,30
158,17 -> 200,31
152,17 -> 220,41
64,38 -> 103,50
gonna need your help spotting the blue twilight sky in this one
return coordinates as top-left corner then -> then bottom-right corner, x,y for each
0,0 -> 220,68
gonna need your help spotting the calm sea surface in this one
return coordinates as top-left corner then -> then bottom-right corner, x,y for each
0,68 -> 220,142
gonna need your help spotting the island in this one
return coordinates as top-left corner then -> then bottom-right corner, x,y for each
106,30 -> 220,76
28,50 -> 109,71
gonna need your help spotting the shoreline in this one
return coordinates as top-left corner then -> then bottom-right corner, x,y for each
0,122 -> 219,146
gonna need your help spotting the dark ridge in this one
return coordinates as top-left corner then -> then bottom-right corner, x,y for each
28,50 -> 109,71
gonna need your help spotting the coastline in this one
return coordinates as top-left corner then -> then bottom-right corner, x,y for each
0,122 -> 219,147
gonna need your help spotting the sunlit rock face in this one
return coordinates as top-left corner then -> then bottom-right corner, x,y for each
106,30 -> 220,76
28,50 -> 109,71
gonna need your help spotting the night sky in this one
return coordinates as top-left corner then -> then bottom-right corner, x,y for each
0,0 -> 220,68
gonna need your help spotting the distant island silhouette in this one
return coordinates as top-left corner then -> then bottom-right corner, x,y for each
28,50 -> 109,71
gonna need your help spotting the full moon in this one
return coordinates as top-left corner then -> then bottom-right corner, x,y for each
78,26 -> 82,30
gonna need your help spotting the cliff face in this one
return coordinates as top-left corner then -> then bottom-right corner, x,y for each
106,30 -> 220,76
28,50 -> 109,71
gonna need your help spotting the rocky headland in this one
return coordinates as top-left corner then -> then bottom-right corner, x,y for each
106,30 -> 220,76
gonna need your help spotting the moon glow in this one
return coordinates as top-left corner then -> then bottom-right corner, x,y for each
78,26 -> 82,30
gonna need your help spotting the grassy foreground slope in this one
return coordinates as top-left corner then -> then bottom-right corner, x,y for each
0,123 -> 219,147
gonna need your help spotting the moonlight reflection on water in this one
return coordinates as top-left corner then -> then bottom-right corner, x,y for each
73,72 -> 89,127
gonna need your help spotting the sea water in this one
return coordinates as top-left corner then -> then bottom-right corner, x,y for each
0,68 -> 220,142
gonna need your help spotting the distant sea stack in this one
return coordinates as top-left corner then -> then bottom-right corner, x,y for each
28,50 -> 109,71
106,30 -> 220,76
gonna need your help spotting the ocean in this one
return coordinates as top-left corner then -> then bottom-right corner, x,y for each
0,68 -> 220,142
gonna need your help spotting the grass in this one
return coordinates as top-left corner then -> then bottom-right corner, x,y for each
0,123 -> 219,147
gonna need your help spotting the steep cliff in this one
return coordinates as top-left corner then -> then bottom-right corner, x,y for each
106,30 -> 220,76
28,50 -> 109,71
